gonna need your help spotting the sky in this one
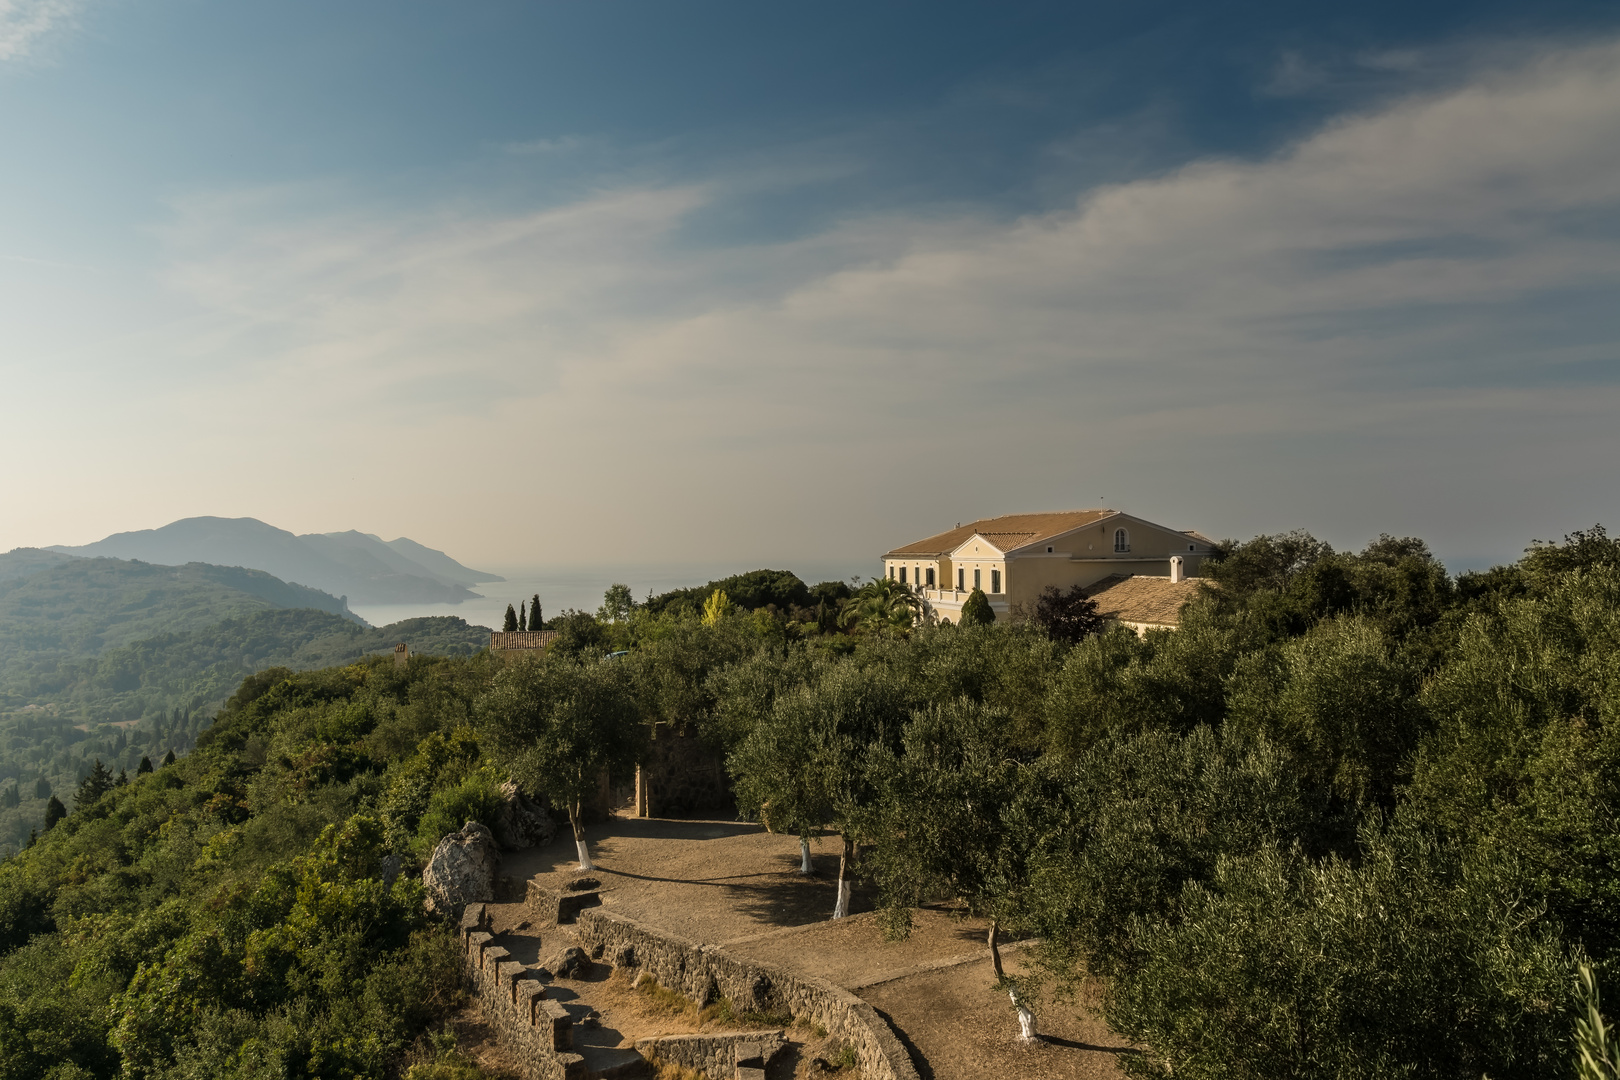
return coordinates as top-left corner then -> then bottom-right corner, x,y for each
3,1 -> 1619,575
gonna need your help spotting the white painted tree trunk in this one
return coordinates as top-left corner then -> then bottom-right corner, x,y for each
832,833 -> 854,919
576,839 -> 593,870
799,837 -> 813,874
1012,990 -> 1037,1042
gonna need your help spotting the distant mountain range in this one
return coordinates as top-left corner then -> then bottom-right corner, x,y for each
50,517 -> 502,605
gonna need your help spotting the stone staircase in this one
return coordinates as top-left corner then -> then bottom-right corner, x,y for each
460,903 -> 782,1080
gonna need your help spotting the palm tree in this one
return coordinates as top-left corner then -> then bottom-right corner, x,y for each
838,577 -> 922,635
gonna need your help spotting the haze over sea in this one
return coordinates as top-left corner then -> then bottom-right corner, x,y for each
346,561 -> 871,630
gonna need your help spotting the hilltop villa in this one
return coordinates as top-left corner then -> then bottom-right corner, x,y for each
882,510 -> 1215,627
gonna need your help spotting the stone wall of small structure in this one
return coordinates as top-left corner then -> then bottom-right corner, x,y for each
634,725 -> 732,817
576,908 -> 922,1080
458,905 -> 587,1080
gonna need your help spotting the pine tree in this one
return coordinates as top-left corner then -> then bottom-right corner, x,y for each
162,749 -> 176,768
115,769 -> 129,787
504,604 -> 519,632
532,594 -> 543,629
43,795 -> 66,831
137,756 -> 153,775
1,785 -> 17,809
519,601 -> 528,632
26,827 -> 37,848
75,759 -> 114,810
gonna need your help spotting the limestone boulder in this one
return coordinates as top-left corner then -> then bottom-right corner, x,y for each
422,821 -> 499,916
492,781 -> 557,850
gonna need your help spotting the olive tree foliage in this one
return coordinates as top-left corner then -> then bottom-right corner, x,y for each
1225,615 -> 1426,818
1025,725 -> 1312,985
867,698 -> 1046,1039
728,660 -> 907,917
476,654 -> 645,869
1041,611 -> 1237,759
1108,817 -> 1577,1080
1408,563 -> 1620,958
885,624 -> 1061,751
625,616 -> 767,747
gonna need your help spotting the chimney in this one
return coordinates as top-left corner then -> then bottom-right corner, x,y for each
1170,556 -> 1184,584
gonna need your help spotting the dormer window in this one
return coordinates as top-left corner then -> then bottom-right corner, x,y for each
1114,528 -> 1130,553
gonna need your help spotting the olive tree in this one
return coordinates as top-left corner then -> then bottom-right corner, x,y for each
729,660 -> 905,917
868,698 -> 1046,1041
478,654 -> 645,870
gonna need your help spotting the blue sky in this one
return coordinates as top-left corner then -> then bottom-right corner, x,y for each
4,1 -> 1619,573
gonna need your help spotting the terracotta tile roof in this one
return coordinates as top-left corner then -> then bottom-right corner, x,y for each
490,630 -> 558,651
1086,574 -> 1210,628
884,510 -> 1117,557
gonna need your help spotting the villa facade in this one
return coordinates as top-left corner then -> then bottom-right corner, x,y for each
881,509 -> 1215,624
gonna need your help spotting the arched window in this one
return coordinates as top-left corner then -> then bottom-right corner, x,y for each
1114,528 -> 1130,553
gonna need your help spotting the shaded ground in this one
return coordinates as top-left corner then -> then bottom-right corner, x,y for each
490,812 -> 1132,1080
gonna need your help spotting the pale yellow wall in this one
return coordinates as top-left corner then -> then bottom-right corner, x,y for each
1001,515 -> 1212,607
887,514 -> 1212,618
884,557 -> 949,589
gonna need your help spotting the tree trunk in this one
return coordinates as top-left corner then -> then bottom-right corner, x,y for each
799,835 -> 813,875
571,799 -> 593,870
990,918 -> 1037,1042
1011,991 -> 1037,1042
832,833 -> 854,919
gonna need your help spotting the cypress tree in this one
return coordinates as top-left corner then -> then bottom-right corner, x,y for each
43,795 -> 66,831
532,594 -> 543,629
1,785 -> 17,809
504,604 -> 519,632
162,749 -> 176,768
519,601 -> 528,632
137,755 -> 153,775
26,827 -> 37,848
75,759 -> 114,810
115,769 -> 129,787
959,587 -> 996,627
33,777 -> 50,799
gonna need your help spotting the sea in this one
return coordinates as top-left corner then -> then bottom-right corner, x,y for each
346,561 -> 873,630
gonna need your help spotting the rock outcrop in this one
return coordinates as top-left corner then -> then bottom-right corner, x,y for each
493,781 -> 557,850
422,821 -> 499,915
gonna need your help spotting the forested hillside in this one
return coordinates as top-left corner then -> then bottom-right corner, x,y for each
0,551 -> 490,855
1,528 -> 1615,1078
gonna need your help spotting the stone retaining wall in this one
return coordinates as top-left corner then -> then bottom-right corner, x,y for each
634,725 -> 732,817
459,905 -> 586,1080
576,908 -> 922,1080
634,1031 -> 784,1078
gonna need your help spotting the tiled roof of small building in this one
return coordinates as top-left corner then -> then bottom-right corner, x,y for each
884,510 -> 1117,557
490,630 -> 558,651
1086,574 -> 1211,628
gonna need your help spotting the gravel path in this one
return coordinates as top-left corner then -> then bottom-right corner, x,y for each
494,812 -> 1135,1080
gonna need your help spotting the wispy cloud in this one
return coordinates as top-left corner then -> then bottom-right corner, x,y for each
0,0 -> 80,62
28,35 -> 1620,565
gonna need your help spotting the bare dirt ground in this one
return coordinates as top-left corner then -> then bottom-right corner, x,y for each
486,812 -> 1135,1080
